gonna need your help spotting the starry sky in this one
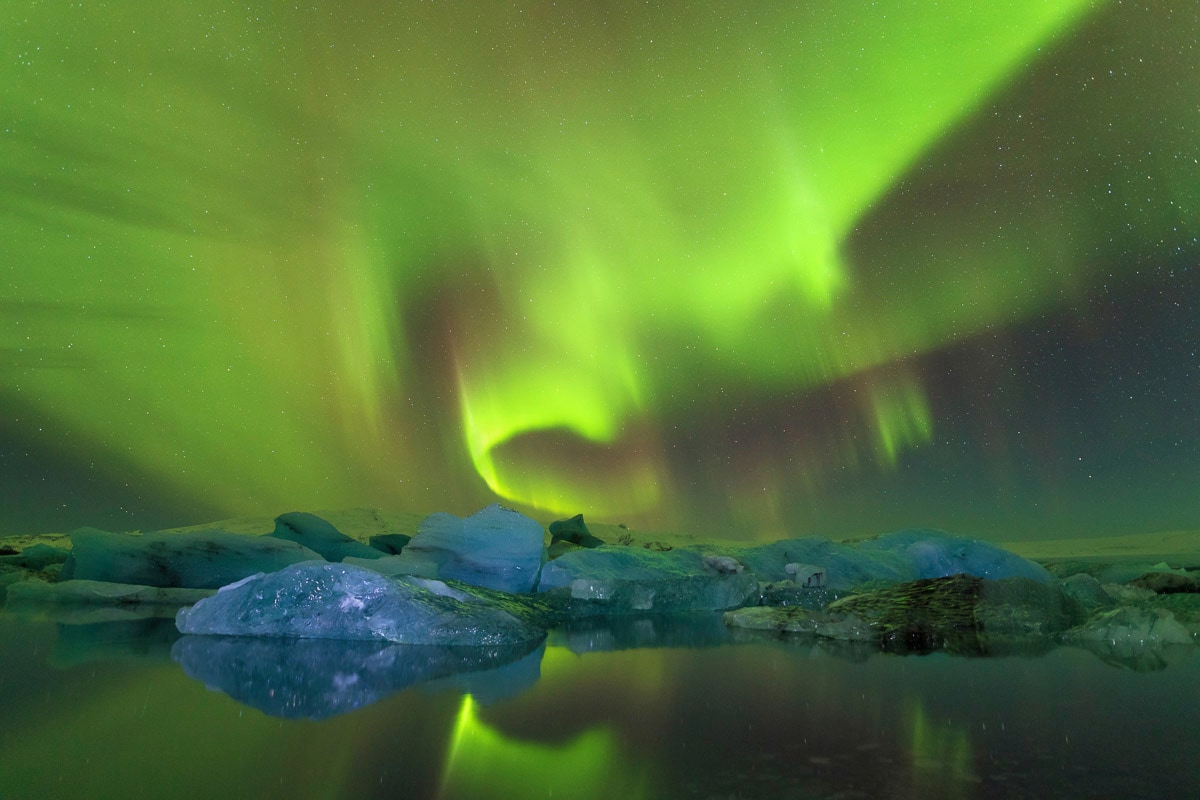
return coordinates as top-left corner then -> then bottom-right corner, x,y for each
2,0 -> 1197,540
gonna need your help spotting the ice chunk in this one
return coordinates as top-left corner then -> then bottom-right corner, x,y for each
548,514 -> 605,548
62,527 -> 323,589
172,634 -> 544,719
1059,573 -> 1116,615
976,577 -> 1078,636
538,545 -> 710,588
0,568 -> 27,602
175,562 -> 546,646
729,537 -> 911,590
0,543 -> 70,571
1064,606 -> 1194,647
267,512 -> 383,562
538,529 -> 1049,615
560,573 -> 759,615
858,529 -> 1052,583
380,504 -> 546,593
537,546 -> 758,614
4,579 -> 215,625
6,578 -> 214,608
729,574 -> 1076,651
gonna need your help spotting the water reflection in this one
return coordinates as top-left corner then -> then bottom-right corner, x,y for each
550,612 -> 735,654
171,635 -> 545,720
907,699 -> 978,799
0,613 -> 1198,800
52,617 -> 180,668
439,695 -> 652,800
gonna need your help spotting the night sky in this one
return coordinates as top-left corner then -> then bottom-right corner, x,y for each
2,1 -> 1197,541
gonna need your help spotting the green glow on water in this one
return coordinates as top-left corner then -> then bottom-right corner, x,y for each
908,698 -> 978,789
440,694 -> 650,800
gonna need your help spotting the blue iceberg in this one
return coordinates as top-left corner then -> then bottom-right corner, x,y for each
728,538 -> 911,590
537,546 -> 759,614
369,504 -> 546,593
175,562 -> 546,646
857,529 -> 1052,583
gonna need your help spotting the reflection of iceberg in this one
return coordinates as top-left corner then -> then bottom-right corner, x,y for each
550,613 -> 735,655
421,642 -> 545,707
440,695 -> 652,800
171,635 -> 543,720
51,618 -> 181,668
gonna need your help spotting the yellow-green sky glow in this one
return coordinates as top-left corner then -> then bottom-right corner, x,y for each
3,0 -> 1199,540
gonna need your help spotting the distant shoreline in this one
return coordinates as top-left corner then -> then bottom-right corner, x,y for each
3,510 -> 1199,567
1003,528 -> 1200,565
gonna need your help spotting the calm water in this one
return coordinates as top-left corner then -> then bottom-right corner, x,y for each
1,613 -> 1196,800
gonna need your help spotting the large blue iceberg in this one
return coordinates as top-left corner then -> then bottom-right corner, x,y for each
175,562 -> 546,646
352,504 -> 545,593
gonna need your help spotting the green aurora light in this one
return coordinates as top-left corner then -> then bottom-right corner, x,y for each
3,0 -> 1199,539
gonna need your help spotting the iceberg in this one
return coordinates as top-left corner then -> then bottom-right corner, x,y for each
6,578 -> 213,608
857,529 -> 1052,583
548,514 -> 605,548
537,546 -> 759,614
538,546 -> 710,586
0,543 -> 70,572
267,512 -> 384,562
1063,606 -> 1194,648
730,574 -> 1074,655
730,537 -> 910,589
62,527 -> 322,589
373,504 -> 546,593
175,562 -> 546,646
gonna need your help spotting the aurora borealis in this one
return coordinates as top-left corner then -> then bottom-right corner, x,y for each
2,1 -> 1198,540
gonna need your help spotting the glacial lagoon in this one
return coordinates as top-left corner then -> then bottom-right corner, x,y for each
1,613 -> 1198,800
2,506 -> 1199,799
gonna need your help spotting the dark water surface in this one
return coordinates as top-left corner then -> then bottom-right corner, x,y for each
1,615 -> 1196,800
